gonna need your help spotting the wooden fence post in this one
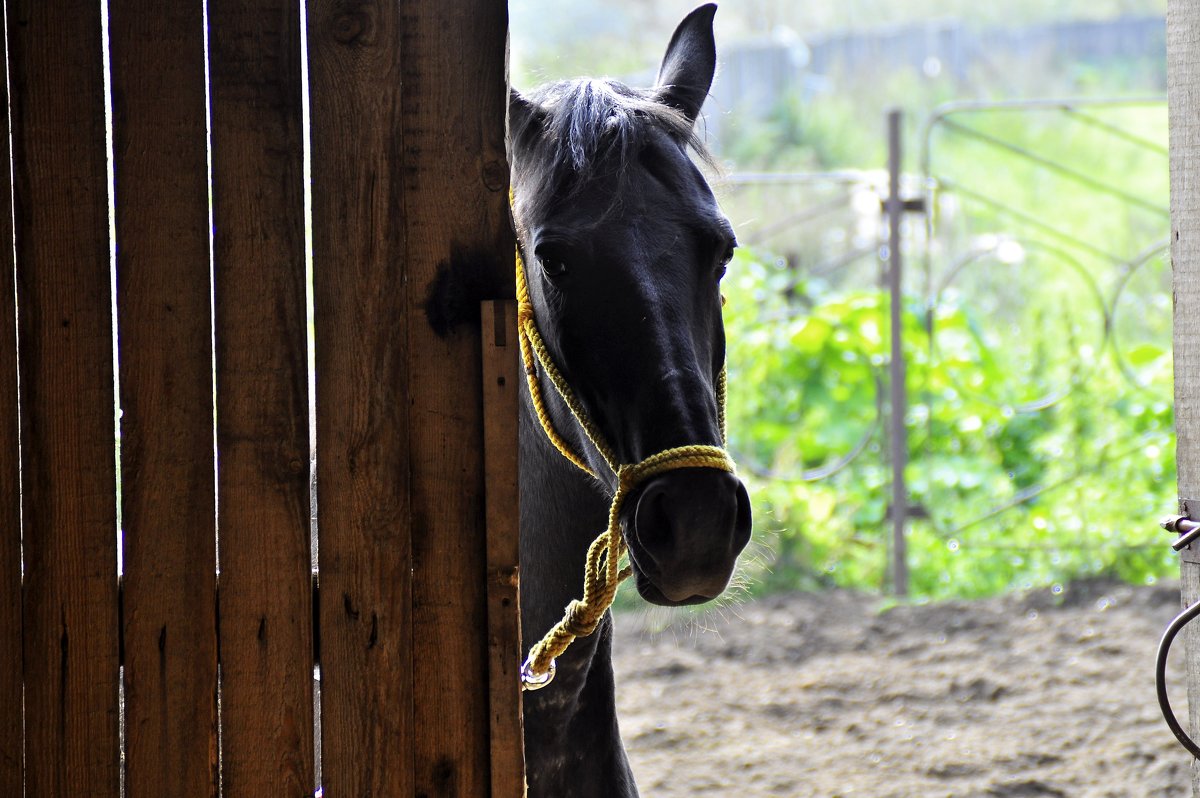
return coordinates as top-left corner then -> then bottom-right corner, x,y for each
1169,1 -> 1200,793
481,300 -> 526,797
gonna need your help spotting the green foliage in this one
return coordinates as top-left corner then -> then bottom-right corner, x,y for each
722,244 -> 1175,600
710,61 -> 1174,600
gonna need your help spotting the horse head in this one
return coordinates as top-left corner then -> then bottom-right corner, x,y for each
509,4 -> 751,608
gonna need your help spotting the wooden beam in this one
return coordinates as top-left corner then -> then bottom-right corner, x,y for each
109,1 -> 220,794
1169,1 -> 1200,794
209,1 -> 314,794
8,0 -> 121,793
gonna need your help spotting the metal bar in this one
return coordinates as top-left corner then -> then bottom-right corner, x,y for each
918,96 -> 1167,221
940,436 -> 1164,537
805,241 -> 884,279
723,170 -> 881,186
939,118 -> 1170,217
948,541 -> 1162,552
1063,107 -> 1170,157
1162,515 -> 1200,550
886,109 -> 909,598
934,177 -> 1130,265
742,192 -> 852,247
927,96 -> 1167,127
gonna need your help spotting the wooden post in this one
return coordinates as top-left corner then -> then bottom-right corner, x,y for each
481,300 -> 526,798
885,108 -> 910,597
209,1 -> 314,794
8,0 -> 121,793
1170,1 -> 1200,793
109,2 -> 220,794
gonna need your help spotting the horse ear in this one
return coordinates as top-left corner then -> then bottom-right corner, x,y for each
654,3 -> 718,125
509,88 -> 545,145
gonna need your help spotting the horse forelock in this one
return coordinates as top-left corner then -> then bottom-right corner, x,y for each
512,78 -> 715,223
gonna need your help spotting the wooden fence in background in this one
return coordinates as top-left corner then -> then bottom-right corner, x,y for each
0,1 -> 523,795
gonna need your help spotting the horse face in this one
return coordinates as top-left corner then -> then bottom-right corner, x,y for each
509,5 -> 751,607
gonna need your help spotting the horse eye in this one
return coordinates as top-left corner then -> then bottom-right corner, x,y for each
716,245 -> 735,278
540,257 -> 568,278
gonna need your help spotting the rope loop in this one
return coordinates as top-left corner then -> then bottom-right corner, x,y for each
515,245 -> 737,690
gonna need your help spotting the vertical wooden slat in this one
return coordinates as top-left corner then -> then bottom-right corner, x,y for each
109,2 -> 219,796
7,0 -> 121,795
481,300 -> 526,798
401,1 -> 513,794
1168,2 -> 1200,795
209,1 -> 313,795
306,2 -> 413,796
0,6 -> 21,792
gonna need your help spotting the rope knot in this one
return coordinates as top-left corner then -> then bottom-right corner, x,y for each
517,301 -> 535,325
562,600 -> 602,638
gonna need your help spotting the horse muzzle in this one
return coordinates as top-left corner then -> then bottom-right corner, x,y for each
624,468 -> 752,606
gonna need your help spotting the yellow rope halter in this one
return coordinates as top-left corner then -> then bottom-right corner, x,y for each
515,245 -> 736,690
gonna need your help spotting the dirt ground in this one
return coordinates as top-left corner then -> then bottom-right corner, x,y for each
612,580 -> 1193,797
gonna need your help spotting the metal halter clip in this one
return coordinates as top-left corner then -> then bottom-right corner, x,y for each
520,657 -> 556,691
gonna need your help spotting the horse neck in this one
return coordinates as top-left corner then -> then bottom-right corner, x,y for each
518,378 -> 611,649
519,383 -> 639,796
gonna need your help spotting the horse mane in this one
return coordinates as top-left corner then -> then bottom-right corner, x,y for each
512,78 -> 716,220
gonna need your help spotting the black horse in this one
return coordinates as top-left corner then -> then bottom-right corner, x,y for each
509,5 -> 752,796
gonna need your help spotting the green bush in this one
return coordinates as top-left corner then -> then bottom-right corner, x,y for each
723,246 -> 1175,600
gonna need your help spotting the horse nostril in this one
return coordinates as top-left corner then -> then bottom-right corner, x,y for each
630,469 -> 752,602
733,479 -> 752,551
632,482 -> 674,570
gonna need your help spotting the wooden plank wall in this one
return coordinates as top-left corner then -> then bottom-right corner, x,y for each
0,1 -> 521,795
8,1 -> 122,794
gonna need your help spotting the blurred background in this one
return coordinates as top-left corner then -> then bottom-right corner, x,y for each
512,0 -> 1173,602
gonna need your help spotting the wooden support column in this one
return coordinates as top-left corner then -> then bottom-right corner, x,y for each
481,300 -> 526,798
